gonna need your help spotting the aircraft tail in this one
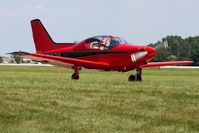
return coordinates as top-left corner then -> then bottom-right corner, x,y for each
31,19 -> 75,53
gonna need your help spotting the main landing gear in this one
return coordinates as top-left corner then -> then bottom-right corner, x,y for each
71,66 -> 79,80
128,68 -> 142,81
70,66 -> 142,81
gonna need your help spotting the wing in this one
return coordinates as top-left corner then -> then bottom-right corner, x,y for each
142,61 -> 193,68
10,51 -> 110,69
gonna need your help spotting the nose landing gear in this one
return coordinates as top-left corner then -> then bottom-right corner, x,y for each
128,68 -> 142,81
128,75 -> 135,81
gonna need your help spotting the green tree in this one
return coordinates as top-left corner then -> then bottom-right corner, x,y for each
11,55 -> 21,64
148,35 -> 199,65
186,36 -> 199,65
0,56 -> 3,63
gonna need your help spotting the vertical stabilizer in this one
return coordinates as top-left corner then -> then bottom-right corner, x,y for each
31,19 -> 75,53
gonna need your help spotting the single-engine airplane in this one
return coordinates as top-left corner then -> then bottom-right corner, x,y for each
11,19 -> 193,81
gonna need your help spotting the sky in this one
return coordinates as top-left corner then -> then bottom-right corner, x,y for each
0,0 -> 199,55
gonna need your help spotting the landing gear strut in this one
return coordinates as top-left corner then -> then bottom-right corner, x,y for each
71,66 -> 79,80
136,67 -> 142,81
128,67 -> 142,81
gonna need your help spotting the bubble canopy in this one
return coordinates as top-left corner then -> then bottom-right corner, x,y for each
85,35 -> 127,49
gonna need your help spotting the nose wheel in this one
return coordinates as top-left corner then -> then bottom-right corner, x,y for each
128,68 -> 142,81
128,75 -> 135,81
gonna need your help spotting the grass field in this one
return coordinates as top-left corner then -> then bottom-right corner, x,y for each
0,66 -> 198,133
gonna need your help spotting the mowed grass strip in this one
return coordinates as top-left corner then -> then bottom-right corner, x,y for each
0,66 -> 198,133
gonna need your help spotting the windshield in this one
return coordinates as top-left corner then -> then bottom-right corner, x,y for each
85,35 -> 127,49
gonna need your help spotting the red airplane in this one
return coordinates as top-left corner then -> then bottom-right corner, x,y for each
11,19 -> 192,81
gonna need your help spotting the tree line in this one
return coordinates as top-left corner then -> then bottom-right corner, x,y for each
148,36 -> 199,65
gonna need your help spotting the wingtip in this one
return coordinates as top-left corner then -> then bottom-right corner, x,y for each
6,52 -> 12,55
7,51 -> 29,55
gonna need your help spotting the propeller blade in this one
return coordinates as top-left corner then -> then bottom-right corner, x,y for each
154,40 -> 169,50
131,51 -> 148,62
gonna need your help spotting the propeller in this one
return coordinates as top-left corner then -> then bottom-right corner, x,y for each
154,40 -> 169,50
131,51 -> 148,62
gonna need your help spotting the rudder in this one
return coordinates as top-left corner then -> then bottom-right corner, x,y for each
31,19 -> 75,53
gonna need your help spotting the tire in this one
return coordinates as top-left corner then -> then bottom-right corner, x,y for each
128,75 -> 135,81
71,73 -> 79,80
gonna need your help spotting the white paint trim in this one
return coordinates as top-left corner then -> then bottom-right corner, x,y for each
0,63 -> 52,66
160,66 -> 199,69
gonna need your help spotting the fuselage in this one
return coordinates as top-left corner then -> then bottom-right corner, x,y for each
42,35 -> 156,72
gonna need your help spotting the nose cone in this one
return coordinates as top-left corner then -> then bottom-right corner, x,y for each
144,46 -> 156,61
145,46 -> 156,55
